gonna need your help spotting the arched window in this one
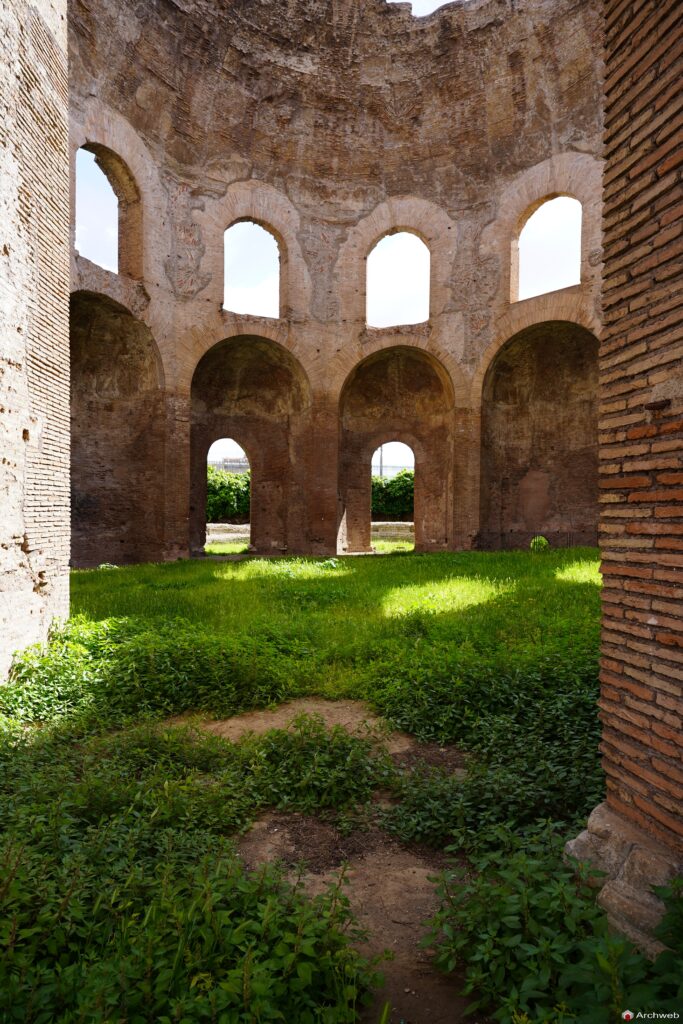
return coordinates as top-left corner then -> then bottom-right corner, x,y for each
205,438 -> 250,554
516,196 -> 582,301
75,145 -> 143,278
223,221 -> 280,318
366,231 -> 430,328
75,148 -> 118,273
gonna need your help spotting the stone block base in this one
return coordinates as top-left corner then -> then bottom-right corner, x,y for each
566,803 -> 682,958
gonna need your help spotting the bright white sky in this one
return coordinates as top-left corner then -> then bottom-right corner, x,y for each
76,150 -> 118,272
76,155 -> 583,469
367,232 -> 430,328
386,0 -> 455,12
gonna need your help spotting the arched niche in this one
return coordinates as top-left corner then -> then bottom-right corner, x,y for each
190,336 -> 312,555
480,321 -> 599,549
70,291 -> 165,566
338,346 -> 454,553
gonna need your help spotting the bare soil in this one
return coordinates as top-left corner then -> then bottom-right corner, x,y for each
197,699 -> 491,1024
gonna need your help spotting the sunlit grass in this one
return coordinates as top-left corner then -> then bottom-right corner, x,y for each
205,541 -> 249,554
70,548 -> 601,699
372,539 -> 414,553
555,559 -> 602,585
381,576 -> 505,617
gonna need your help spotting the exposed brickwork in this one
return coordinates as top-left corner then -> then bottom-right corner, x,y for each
66,0 -> 604,563
599,0 -> 683,855
0,1 -> 70,677
567,0 -> 683,950
480,322 -> 599,549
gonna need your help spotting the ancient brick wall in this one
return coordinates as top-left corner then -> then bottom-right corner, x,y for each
481,322 -> 599,549
566,0 -> 682,951
599,0 -> 683,856
0,1 -> 70,676
66,0 -> 604,563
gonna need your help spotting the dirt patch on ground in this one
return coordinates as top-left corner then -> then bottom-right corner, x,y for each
202,697 -> 415,754
203,698 -> 486,1024
237,811 -> 486,1024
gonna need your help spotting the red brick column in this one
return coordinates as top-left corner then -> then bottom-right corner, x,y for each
567,0 -> 683,952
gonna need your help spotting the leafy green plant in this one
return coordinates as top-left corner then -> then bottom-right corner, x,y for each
206,466 -> 250,522
0,716 -> 394,1021
427,824 -> 683,1023
371,469 -> 414,520
529,535 -> 549,553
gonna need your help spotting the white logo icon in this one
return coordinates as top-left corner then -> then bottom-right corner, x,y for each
622,1014 -> 634,1022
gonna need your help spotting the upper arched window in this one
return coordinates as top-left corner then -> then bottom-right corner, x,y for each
366,231 -> 430,328
75,145 -> 143,278
223,221 -> 280,318
515,196 -> 582,301
75,149 -> 118,273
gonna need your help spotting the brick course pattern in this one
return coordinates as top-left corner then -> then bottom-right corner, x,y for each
0,1 -> 70,677
600,0 -> 683,859
566,0 -> 682,951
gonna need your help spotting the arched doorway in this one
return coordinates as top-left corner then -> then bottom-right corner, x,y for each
480,321 -> 599,549
190,336 -> 311,555
70,291 -> 165,566
205,438 -> 251,554
338,346 -> 454,553
371,441 -> 415,552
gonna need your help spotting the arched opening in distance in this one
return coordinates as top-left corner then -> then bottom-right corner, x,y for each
70,291 -> 165,567
75,145 -> 143,278
205,438 -> 251,554
338,346 -> 453,553
371,441 -> 415,552
366,231 -> 430,328
480,321 -> 598,549
515,196 -> 582,301
223,221 -> 280,318
190,336 -> 311,556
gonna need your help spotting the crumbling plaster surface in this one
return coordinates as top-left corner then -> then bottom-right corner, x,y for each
67,0 -> 603,559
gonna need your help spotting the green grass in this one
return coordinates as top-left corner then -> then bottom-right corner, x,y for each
69,548 -> 599,690
371,539 -> 413,553
205,541 -> 249,554
1,547 -> 615,1022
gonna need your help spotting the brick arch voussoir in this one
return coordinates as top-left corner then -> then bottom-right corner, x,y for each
179,322 -> 315,398
337,339 -> 458,416
470,291 -> 601,407
71,98 -> 167,285
196,179 -> 313,321
335,195 -> 457,325
479,152 -> 603,307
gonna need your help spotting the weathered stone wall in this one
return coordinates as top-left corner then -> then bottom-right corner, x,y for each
567,0 -> 683,952
190,337 -> 312,555
66,0 -> 604,562
0,0 -> 70,676
70,291 -> 166,567
481,322 -> 599,549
